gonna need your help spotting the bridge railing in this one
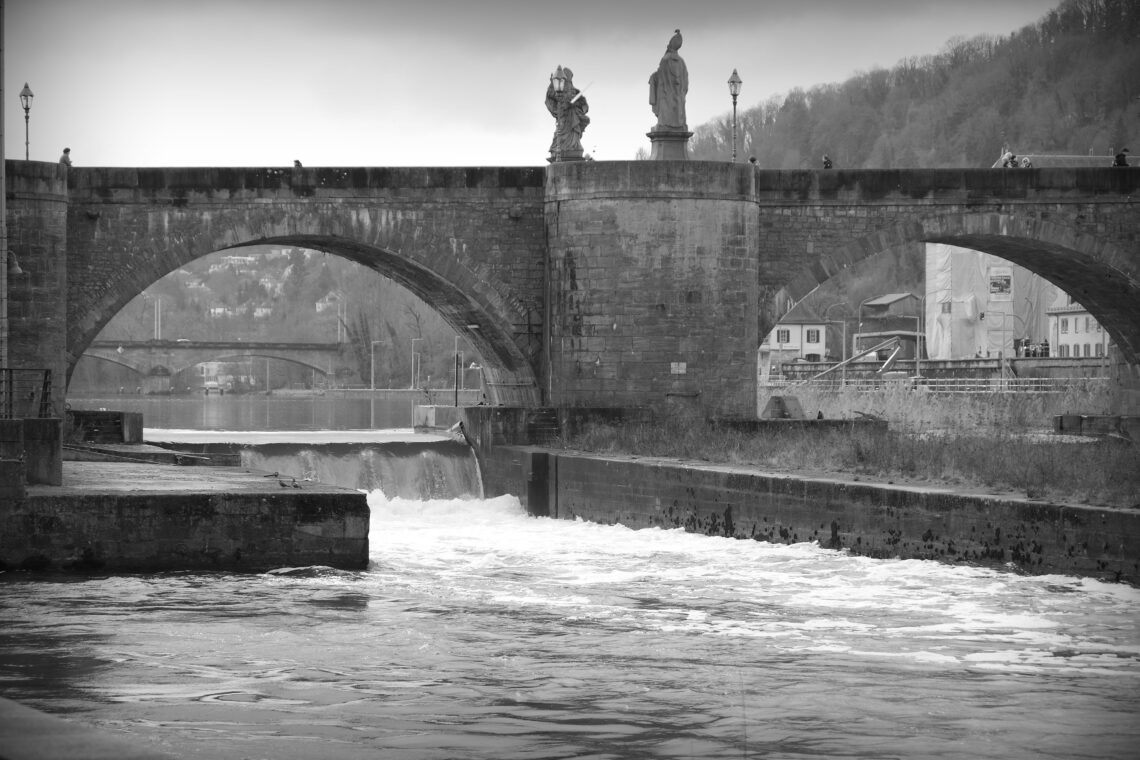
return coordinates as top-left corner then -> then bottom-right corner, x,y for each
0,368 -> 54,419
763,376 -> 1110,394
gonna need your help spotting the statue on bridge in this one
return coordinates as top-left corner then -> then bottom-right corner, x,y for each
649,29 -> 688,130
647,29 -> 692,160
546,65 -> 590,163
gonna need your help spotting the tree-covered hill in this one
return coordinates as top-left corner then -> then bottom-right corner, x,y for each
690,0 -> 1139,168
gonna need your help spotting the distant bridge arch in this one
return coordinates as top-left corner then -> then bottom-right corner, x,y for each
84,341 -> 345,381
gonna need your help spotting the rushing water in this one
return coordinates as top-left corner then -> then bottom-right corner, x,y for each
2,493 -> 1139,760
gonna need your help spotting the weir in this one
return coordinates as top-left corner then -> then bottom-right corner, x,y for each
165,438 -> 484,501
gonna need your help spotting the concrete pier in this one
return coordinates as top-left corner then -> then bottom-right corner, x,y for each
0,461 -> 370,573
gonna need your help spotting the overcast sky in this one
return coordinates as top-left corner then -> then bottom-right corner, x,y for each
4,0 -> 1060,168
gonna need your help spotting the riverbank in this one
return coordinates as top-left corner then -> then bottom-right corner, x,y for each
555,416 -> 1140,509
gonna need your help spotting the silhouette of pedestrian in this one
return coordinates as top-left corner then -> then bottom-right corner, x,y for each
1113,148 -> 1130,167
59,147 -> 72,166
822,155 -> 833,169
294,159 -> 303,167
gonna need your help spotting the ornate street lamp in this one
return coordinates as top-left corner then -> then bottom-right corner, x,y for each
19,83 -> 34,160
548,66 -> 568,163
727,70 -> 742,163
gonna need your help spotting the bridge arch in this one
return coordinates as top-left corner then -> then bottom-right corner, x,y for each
76,352 -> 145,378
169,352 -> 331,380
66,170 -> 546,406
772,212 -> 1140,363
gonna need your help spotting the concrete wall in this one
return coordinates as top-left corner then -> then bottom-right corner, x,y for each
486,447 -> 1139,584
0,490 -> 369,573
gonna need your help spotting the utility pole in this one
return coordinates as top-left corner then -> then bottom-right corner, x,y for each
1,0 -> 8,369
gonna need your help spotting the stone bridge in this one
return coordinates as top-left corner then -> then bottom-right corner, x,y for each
83,340 -> 343,381
5,160 -> 1138,417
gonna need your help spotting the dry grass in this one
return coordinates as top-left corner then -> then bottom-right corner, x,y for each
556,386 -> 1139,509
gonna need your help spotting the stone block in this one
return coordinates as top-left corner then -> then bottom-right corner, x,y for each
760,395 -> 806,419
122,412 -> 144,443
1080,415 -> 1118,436
23,418 -> 62,486
0,419 -> 22,460
1054,414 -> 1082,433
0,459 -> 26,501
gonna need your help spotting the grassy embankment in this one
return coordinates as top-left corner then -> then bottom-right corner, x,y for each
555,382 -> 1140,509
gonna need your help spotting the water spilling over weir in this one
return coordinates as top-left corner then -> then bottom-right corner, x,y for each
244,439 -> 483,500
153,433 -> 484,500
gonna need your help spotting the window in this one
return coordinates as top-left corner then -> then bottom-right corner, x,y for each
1084,344 -> 1091,357
1096,322 -> 1102,333
806,329 -> 820,344
776,329 -> 790,344
940,302 -> 952,314
1096,343 -> 1105,357
1059,344 -> 1070,357
1060,318 -> 1069,334
1085,317 -> 1091,332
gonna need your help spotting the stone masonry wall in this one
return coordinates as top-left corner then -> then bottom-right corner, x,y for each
489,447 -> 1139,584
1,490 -> 370,572
62,166 -> 547,403
545,162 -> 759,417
5,161 -> 68,412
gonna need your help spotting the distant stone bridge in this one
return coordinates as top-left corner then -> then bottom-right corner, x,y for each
6,160 -> 1139,417
84,340 -> 344,380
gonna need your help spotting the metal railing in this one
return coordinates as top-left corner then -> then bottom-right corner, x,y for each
762,375 -> 1109,394
0,368 -> 54,418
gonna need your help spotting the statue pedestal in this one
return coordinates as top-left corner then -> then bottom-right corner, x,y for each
647,128 -> 692,160
548,149 -> 586,164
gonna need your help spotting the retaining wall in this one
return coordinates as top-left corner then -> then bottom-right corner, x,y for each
483,446 -> 1139,584
1,487 -> 369,573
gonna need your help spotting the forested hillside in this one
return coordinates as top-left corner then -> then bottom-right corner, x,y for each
690,0 -> 1139,168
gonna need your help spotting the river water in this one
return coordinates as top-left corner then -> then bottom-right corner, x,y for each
2,397 -> 1137,758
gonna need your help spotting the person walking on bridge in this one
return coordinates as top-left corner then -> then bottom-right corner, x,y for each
58,147 -> 72,166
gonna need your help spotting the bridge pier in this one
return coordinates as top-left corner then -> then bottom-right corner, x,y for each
545,161 -> 759,417
5,161 -> 69,415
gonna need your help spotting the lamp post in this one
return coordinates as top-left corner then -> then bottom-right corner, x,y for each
141,294 -> 162,340
410,338 -> 423,389
468,362 -> 484,400
453,335 -> 461,407
727,70 -> 742,163
19,84 -> 33,160
823,302 -> 852,384
370,340 -> 385,391
822,303 -> 852,364
856,295 -> 878,360
370,340 -> 385,428
550,67 -> 567,163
